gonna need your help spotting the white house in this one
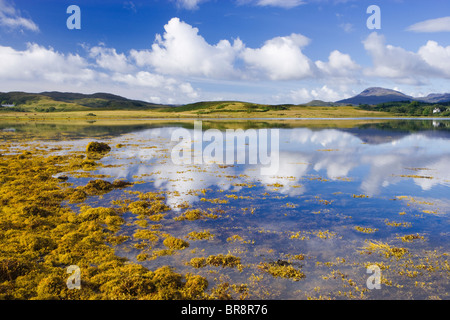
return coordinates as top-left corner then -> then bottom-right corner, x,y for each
433,108 -> 441,114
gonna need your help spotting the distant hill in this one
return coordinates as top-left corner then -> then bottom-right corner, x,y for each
336,87 -> 450,105
0,91 -> 168,111
40,91 -> 132,102
163,101 -> 290,114
336,87 -> 413,105
2,88 -> 450,115
302,100 -> 346,107
416,93 -> 450,104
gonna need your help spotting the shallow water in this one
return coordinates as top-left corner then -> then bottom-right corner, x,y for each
3,119 -> 449,300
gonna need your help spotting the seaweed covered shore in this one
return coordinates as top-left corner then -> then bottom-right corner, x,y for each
0,142 -> 211,300
1,133 -> 449,300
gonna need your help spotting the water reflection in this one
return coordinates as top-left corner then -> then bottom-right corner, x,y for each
4,119 -> 449,299
89,123 -> 450,210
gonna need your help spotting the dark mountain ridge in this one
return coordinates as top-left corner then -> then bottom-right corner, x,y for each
0,91 -> 168,110
337,87 -> 450,105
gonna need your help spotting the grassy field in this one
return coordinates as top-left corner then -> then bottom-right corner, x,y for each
0,103 -> 394,120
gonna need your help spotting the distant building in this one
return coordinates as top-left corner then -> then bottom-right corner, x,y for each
433,108 -> 441,114
1,104 -> 15,107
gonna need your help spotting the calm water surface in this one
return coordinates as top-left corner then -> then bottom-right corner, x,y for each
3,119 -> 449,299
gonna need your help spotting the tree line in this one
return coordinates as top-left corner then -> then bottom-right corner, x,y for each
359,101 -> 450,116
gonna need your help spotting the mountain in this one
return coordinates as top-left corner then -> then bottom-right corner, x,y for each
2,89 -> 450,114
336,87 -> 450,105
0,91 -> 169,111
38,91 -> 168,109
416,93 -> 450,104
336,87 -> 413,105
302,100 -> 346,107
40,91 -> 133,102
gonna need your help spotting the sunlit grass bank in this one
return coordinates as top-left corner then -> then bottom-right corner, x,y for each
0,105 -> 394,120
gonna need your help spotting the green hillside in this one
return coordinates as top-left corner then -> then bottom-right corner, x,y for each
1,90 -> 448,119
0,91 -> 167,113
163,101 -> 293,114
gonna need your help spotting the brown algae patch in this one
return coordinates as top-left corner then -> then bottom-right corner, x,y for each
174,209 -> 218,221
384,219 -> 412,228
163,236 -> 190,250
397,234 -> 425,243
189,257 -> 208,268
187,230 -> 215,241
128,198 -> 170,218
393,174 -> 434,180
258,260 -> 305,281
188,254 -> 242,269
354,226 -> 378,234
86,141 -> 111,154
206,254 -> 242,269
67,179 -> 133,203
359,240 -> 409,259
0,142 -> 210,300
352,194 -> 370,199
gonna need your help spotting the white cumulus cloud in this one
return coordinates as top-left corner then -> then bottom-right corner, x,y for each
315,50 -> 360,79
362,32 -> 446,84
130,17 -> 243,79
289,85 -> 344,103
89,46 -> 133,73
130,18 -> 363,83
418,40 -> 450,77
0,43 -> 93,83
241,33 -> 314,80
112,71 -> 199,100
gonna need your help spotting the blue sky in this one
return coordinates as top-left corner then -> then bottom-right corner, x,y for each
1,0 -> 450,104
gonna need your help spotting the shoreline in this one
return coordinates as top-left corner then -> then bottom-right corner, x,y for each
1,112 -> 449,122
1,116 -> 449,122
